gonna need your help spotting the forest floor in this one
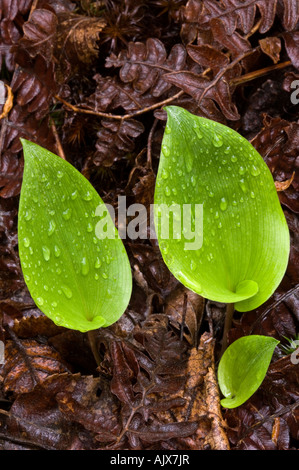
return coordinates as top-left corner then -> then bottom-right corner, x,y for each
0,0 -> 298,450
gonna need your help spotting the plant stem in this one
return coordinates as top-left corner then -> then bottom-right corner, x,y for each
220,303 -> 235,357
87,330 -> 101,367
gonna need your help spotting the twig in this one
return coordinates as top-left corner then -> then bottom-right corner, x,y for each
54,90 -> 184,121
87,330 -> 101,367
146,118 -> 158,169
219,303 -> 235,357
230,60 -> 292,87
50,118 -> 66,160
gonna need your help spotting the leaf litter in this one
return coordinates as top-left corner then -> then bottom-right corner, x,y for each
0,0 -> 298,450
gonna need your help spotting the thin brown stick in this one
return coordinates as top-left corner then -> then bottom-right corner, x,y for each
146,118 -> 158,169
50,118 -> 66,160
220,303 -> 235,357
230,60 -> 292,87
87,330 -> 101,367
54,89 -> 184,121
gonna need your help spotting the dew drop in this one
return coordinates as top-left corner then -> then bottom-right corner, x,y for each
61,285 -> 73,299
220,197 -> 228,211
161,168 -> 169,179
238,166 -> 246,175
71,190 -> 78,200
57,170 -> 64,179
82,191 -> 93,201
239,179 -> 248,193
81,257 -> 89,276
102,272 -> 108,279
213,133 -> 223,147
62,208 -> 72,220
214,211 -> 220,219
23,237 -> 30,248
24,274 -> 30,282
162,144 -> 170,157
87,222 -> 93,233
24,210 -> 32,221
165,186 -> 171,197
51,301 -> 58,308
231,155 -> 237,162
250,191 -> 256,199
48,220 -> 56,236
250,165 -> 260,177
54,245 -> 61,257
37,297 -> 44,306
42,245 -> 51,261
164,125 -> 171,134
94,273 -> 99,280
95,257 -> 102,269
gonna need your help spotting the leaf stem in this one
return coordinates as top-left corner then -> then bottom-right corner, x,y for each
220,303 -> 235,357
87,330 -> 101,367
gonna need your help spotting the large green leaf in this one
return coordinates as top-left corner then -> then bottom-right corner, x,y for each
18,140 -> 132,332
218,335 -> 279,408
154,106 -> 290,311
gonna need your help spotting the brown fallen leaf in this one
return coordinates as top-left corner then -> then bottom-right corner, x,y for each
275,172 -> 295,191
0,85 -> 13,120
259,37 -> 281,64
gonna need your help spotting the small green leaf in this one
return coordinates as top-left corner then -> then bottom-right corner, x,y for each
218,335 -> 279,408
154,106 -> 290,311
18,140 -> 132,332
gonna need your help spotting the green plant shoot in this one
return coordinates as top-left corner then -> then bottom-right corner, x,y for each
218,335 -> 279,408
18,140 -> 132,332
154,106 -> 290,312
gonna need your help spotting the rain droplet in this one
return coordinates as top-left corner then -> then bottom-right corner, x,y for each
162,144 -> 170,157
82,191 -> 93,201
81,257 -> 89,276
161,168 -> 169,179
62,285 -> 73,299
250,165 -> 260,177
95,257 -> 101,269
164,125 -> 171,134
214,211 -> 220,219
71,190 -> 78,200
191,175 -> 197,187
213,133 -> 223,147
231,155 -> 237,162
87,222 -> 93,232
24,274 -> 30,282
54,245 -> 61,257
238,166 -> 246,175
102,272 -> 108,279
62,208 -> 72,220
220,197 -> 228,211
57,170 -> 64,179
239,179 -> 248,193
250,191 -> 256,199
48,220 -> 56,236
23,237 -> 30,248
165,186 -> 171,197
42,245 -> 51,261
37,297 -> 44,306
51,301 -> 58,308
24,210 -> 32,221
94,273 -> 99,280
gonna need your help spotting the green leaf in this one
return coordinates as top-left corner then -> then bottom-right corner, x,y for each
217,335 -> 279,408
154,106 -> 290,311
18,140 -> 132,332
